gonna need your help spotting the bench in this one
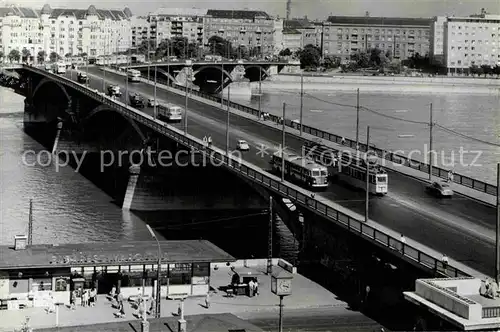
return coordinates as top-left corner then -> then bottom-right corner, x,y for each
167,293 -> 188,300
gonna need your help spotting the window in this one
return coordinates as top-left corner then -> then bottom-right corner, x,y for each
192,263 -> 209,277
169,263 -> 191,285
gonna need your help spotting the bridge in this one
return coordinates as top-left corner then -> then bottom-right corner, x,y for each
117,60 -> 299,94
1,64 -> 497,329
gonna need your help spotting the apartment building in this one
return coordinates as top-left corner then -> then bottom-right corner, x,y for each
0,4 -> 132,62
440,13 -> 500,73
147,8 -> 206,47
323,16 -> 431,61
204,10 -> 278,56
130,16 -> 150,49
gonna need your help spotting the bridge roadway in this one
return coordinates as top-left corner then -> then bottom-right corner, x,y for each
66,68 -> 494,275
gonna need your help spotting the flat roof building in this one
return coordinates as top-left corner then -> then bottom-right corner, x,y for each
0,240 -> 234,310
324,16 -> 431,61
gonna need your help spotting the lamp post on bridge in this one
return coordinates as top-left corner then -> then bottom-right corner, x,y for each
496,163 -> 500,284
145,225 -> 162,319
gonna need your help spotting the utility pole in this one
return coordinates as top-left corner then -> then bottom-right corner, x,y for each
299,72 -> 304,136
281,102 -> 286,182
184,69 -> 189,135
258,68 -> 262,120
126,46 -> 130,99
102,35 -> 106,91
147,40 -> 150,82
28,199 -> 33,246
429,103 -> 433,181
153,67 -> 157,119
267,196 -> 273,274
496,163 -> 500,284
221,62 -> 224,108
355,88 -> 360,150
167,45 -> 170,87
85,46 -> 89,87
365,126 -> 370,223
226,84 -> 231,155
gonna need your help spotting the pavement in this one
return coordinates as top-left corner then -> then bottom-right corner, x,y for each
73,67 -> 494,278
0,264 -> 363,332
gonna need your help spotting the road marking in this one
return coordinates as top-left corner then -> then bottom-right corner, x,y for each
310,109 -> 323,113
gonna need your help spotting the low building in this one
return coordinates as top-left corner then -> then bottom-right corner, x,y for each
0,237 -> 234,310
404,277 -> 500,331
324,16 -> 432,62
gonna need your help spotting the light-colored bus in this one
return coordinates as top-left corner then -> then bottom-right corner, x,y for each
53,62 -> 66,74
303,142 -> 388,195
270,151 -> 328,190
158,104 -> 183,122
127,69 -> 141,82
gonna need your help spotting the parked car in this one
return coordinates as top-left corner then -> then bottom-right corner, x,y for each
236,140 -> 250,151
426,181 -> 453,198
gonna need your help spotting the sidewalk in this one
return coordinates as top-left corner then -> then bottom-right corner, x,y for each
101,67 -> 494,206
0,264 -> 345,331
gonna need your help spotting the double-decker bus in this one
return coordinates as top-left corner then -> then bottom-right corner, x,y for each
303,142 -> 388,195
127,69 -> 141,82
270,151 -> 328,190
158,104 -> 183,122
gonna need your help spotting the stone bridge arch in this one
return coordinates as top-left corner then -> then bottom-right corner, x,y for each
244,65 -> 269,81
193,65 -> 234,82
32,77 -> 71,102
155,68 -> 178,85
83,105 -> 147,143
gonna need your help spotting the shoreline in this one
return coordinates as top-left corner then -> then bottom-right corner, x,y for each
257,74 -> 500,95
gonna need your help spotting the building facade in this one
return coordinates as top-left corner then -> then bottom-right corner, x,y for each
282,28 -> 302,52
442,14 -> 500,73
323,16 -> 432,61
204,10 -> 278,56
0,4 -> 132,62
429,16 -> 447,65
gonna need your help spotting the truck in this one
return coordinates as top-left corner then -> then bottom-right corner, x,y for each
129,93 -> 145,108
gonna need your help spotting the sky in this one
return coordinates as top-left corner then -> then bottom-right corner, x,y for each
5,0 -> 499,19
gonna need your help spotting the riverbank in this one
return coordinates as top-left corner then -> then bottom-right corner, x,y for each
260,74 -> 500,94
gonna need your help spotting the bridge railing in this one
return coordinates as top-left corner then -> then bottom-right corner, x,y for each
26,66 -> 471,279
158,77 -> 496,198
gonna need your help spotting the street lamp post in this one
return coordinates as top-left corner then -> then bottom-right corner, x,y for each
145,225 -> 161,319
281,102 -> 286,182
355,88 -> 360,150
226,84 -> 231,155
271,270 -> 293,332
153,67 -> 157,119
496,163 -> 500,284
102,35 -> 106,91
299,72 -> 304,136
365,126 -> 370,223
258,67 -> 262,120
221,62 -> 224,108
428,103 -> 434,181
85,46 -> 89,87
184,66 -> 190,135
147,40 -> 150,82
167,45 -> 170,87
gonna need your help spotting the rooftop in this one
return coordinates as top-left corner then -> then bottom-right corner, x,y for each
283,28 -> 302,35
284,19 -> 313,29
150,7 -> 208,17
0,6 -> 38,18
207,9 -> 270,20
327,16 -> 432,27
0,4 -> 131,20
37,313 -> 264,332
0,240 -> 234,270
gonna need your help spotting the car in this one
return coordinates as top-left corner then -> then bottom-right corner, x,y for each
147,98 -> 159,107
107,85 -> 121,97
236,140 -> 250,151
426,181 -> 453,198
77,73 -> 88,83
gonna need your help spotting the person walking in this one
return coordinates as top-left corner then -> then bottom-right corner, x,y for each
205,292 -> 210,309
203,136 -> 208,147
208,136 -> 212,147
400,234 -> 406,253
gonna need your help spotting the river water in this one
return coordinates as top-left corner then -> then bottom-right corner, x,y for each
234,84 -> 500,184
0,87 -> 296,261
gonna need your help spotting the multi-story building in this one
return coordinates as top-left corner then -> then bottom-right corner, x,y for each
130,16 -> 150,49
440,13 -> 500,73
282,28 -> 302,52
0,6 -> 42,61
0,4 -> 132,62
204,10 -> 277,56
429,16 -> 447,65
323,16 -> 432,62
283,19 -> 320,50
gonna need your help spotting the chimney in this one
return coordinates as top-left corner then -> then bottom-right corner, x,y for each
14,235 -> 28,250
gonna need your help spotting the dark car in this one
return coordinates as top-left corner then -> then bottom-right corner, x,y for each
129,94 -> 145,108
77,72 -> 88,83
426,181 -> 453,198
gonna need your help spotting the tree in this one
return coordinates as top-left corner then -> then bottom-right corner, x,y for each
0,51 -> 4,62
388,59 -> 402,74
235,45 -> 249,59
493,65 -> 500,77
49,51 -> 61,62
21,48 -> 31,62
297,44 -> 321,69
322,55 -> 341,69
480,64 -> 491,77
37,50 -> 46,63
351,50 -> 370,68
207,35 -> 232,58
65,53 -> 72,58
8,49 -> 20,62
138,39 -> 156,59
279,48 -> 292,56
155,39 -> 171,58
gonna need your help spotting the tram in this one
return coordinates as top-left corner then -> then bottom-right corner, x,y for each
270,151 -> 329,190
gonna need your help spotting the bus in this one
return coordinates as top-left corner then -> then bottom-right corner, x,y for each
303,142 -> 388,195
270,151 -> 328,190
157,104 -> 183,122
127,69 -> 141,82
53,62 -> 66,74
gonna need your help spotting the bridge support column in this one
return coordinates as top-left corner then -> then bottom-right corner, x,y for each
123,165 -> 141,211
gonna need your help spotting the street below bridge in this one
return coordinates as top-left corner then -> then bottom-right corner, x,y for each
65,68 -> 495,276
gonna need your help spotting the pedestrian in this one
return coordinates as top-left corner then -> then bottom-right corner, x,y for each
248,279 -> 255,297
70,290 -> 76,310
203,136 -> 208,146
448,170 -> 454,183
400,234 -> 406,253
205,292 -> 210,309
341,137 -> 346,145
254,278 -> 259,295
208,136 -> 212,147
177,302 -> 182,317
